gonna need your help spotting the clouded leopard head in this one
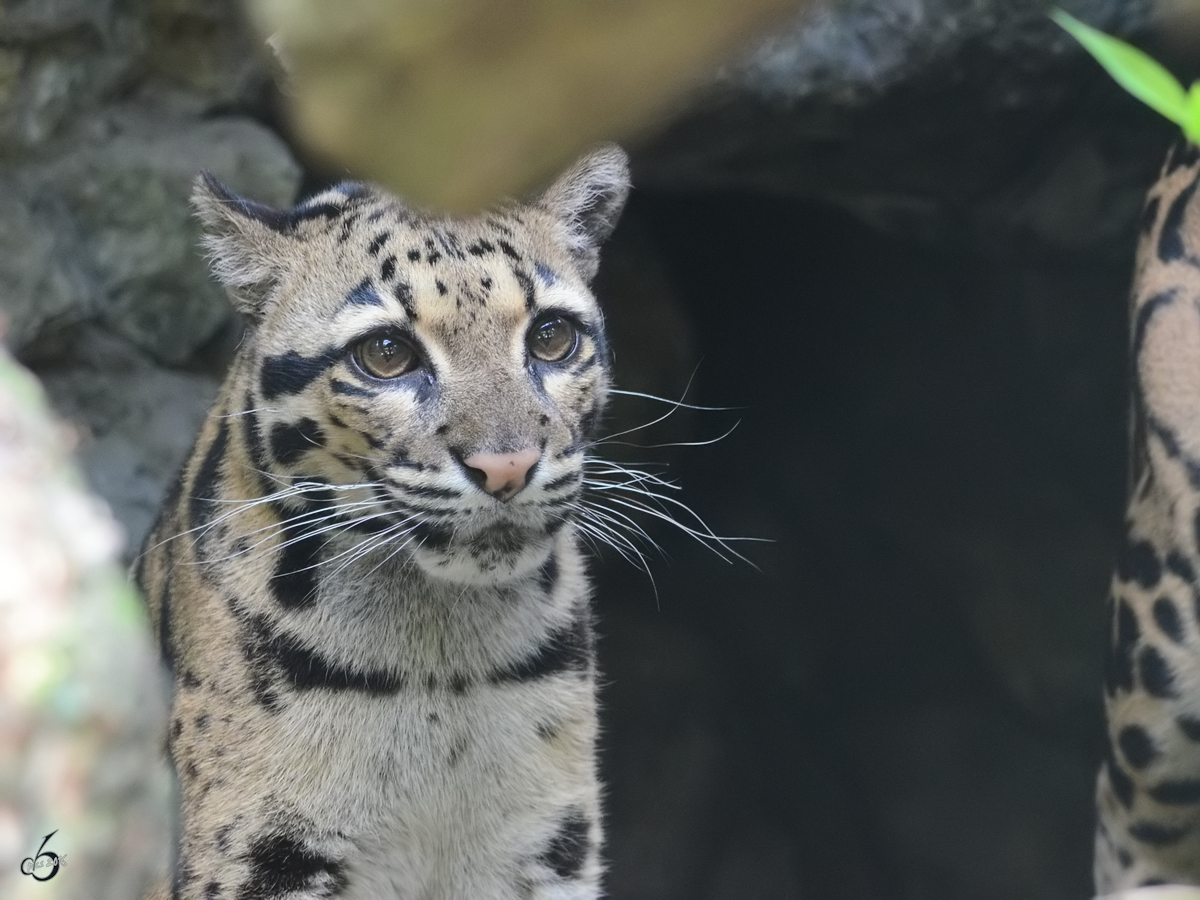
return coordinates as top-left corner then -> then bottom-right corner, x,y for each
194,146 -> 630,585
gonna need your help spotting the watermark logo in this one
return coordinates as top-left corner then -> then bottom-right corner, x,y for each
19,830 -> 65,882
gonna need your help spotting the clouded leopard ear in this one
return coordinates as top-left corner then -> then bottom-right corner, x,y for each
192,173 -> 293,322
537,145 -> 631,282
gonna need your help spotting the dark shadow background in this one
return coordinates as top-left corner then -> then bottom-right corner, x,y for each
591,189 -> 1136,899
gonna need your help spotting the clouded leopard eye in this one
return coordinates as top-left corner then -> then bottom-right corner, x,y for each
353,331 -> 420,379
527,314 -> 578,363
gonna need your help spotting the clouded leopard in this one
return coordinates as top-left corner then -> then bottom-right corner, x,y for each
135,147 -> 631,899
1095,142 -> 1200,892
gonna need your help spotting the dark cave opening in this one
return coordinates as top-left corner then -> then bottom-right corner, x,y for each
594,188 -> 1133,899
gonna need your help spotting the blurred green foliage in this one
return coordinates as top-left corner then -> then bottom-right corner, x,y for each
1053,8 -> 1200,144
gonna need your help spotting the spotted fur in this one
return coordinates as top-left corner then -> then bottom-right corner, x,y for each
135,147 -> 630,899
1096,141 -> 1200,891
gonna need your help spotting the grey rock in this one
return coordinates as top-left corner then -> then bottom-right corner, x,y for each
0,0 -> 299,366
0,0 -> 284,350
5,104 -> 300,365
37,327 -> 220,554
0,1 -> 146,153
53,105 -> 299,364
637,0 -> 1159,248
729,0 -> 1139,100
145,0 -> 275,110
0,184 -> 91,352
0,0 -> 273,155
0,0 -> 120,41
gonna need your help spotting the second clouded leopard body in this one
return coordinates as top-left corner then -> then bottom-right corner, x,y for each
135,148 -> 631,899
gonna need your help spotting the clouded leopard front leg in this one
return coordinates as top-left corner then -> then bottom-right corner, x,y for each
1096,142 -> 1200,892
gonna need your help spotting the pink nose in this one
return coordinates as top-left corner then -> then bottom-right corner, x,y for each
462,448 -> 541,500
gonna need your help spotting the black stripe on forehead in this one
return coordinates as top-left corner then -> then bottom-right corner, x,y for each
287,183 -> 373,233
344,278 -> 383,308
367,231 -> 391,256
260,348 -> 341,401
513,267 -> 536,311
337,212 -> 362,242
434,229 -> 466,260
394,281 -> 417,317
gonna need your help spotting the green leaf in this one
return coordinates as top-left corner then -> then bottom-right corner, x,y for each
1187,81 -> 1200,144
1051,9 -> 1191,129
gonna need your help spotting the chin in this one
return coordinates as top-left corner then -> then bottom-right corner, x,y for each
411,525 -> 555,586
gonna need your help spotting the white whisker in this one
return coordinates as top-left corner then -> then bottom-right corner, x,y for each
590,419 -> 741,451
137,480 -> 343,557
608,388 -> 736,413
215,406 -> 280,419
188,506 -> 400,567
579,436 -> 766,571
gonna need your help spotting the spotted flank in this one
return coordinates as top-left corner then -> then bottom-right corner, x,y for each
135,147 -> 632,899
1095,140 -> 1200,893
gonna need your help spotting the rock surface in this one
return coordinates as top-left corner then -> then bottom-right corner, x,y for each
637,0 -> 1162,250
9,105 -> 298,365
38,328 -> 219,552
0,2 -> 303,353
0,0 -> 298,550
0,4 -> 291,893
